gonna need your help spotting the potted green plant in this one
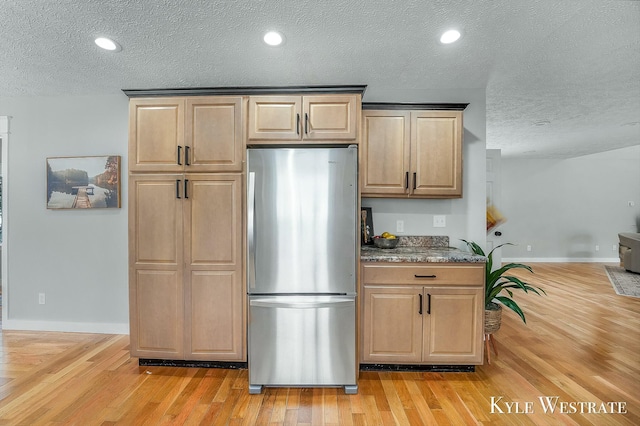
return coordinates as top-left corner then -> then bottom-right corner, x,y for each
462,240 -> 546,333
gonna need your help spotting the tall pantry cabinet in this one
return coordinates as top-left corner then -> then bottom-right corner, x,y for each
127,95 -> 245,361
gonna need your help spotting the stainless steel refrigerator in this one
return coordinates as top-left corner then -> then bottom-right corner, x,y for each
247,146 -> 358,394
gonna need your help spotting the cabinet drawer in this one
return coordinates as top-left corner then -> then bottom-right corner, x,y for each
363,263 -> 483,285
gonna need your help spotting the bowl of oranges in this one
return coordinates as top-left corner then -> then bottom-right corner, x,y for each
373,232 -> 399,249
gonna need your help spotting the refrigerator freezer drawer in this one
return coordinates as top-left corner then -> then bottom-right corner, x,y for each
248,295 -> 357,389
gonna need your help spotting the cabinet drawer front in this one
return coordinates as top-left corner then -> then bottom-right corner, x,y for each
363,264 -> 483,285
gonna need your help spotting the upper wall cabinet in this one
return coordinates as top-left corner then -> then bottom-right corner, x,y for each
129,96 -> 244,173
248,95 -> 359,142
361,104 -> 466,198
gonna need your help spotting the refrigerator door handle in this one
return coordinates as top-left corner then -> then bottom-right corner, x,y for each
248,171 -> 256,290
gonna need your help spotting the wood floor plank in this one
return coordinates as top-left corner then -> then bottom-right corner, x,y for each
0,263 -> 638,425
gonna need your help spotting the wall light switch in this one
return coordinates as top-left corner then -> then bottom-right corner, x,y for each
433,215 -> 446,228
396,220 -> 404,233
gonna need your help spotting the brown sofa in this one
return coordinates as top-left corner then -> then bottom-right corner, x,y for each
619,233 -> 640,274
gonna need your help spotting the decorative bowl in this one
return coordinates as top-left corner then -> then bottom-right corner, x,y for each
373,238 -> 399,249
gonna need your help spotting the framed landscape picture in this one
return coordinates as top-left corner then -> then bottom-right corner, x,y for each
46,156 -> 121,209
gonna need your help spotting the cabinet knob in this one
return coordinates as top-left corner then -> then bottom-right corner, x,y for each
494,231 -> 502,236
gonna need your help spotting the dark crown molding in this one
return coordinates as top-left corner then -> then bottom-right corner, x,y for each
122,85 -> 367,98
362,102 -> 468,111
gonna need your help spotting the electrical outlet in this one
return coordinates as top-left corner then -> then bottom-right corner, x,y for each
526,245 -> 532,252
433,215 -> 446,228
39,293 -> 45,305
629,201 -> 636,207
396,220 -> 404,233
613,244 -> 618,252
595,245 -> 600,252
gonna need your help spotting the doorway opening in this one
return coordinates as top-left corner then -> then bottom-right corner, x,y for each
1,116 -> 9,327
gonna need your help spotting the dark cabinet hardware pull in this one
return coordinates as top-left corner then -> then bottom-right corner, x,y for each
427,294 -> 431,314
405,172 -> 409,190
176,179 -> 181,199
418,294 -> 423,315
177,146 -> 182,165
184,179 -> 189,199
494,231 -> 502,236
305,113 -> 309,134
414,274 -> 437,278
185,146 -> 190,166
413,172 -> 417,190
296,114 -> 300,135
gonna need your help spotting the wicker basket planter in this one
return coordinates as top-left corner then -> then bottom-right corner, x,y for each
484,304 -> 502,334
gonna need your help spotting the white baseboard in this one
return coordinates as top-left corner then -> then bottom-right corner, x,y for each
502,257 -> 620,263
2,319 -> 129,335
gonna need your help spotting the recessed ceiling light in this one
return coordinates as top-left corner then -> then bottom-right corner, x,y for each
95,37 -> 122,52
263,31 -> 284,46
440,29 -> 461,44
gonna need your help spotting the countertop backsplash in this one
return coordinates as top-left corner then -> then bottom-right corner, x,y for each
395,235 -> 449,248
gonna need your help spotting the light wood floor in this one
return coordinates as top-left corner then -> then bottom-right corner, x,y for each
0,263 -> 638,425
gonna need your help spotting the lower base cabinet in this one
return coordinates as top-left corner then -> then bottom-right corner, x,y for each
361,263 -> 484,365
129,174 -> 244,361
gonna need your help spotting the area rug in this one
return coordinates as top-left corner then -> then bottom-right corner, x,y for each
604,265 -> 640,298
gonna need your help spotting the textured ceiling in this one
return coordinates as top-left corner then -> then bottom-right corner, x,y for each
1,0 -> 638,158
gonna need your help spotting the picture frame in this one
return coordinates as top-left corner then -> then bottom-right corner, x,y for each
46,155 -> 121,209
361,207 -> 375,245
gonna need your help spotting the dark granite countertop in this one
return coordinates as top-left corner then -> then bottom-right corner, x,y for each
361,236 -> 486,263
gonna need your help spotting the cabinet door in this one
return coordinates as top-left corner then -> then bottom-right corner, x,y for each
422,287 -> 483,364
360,111 -> 411,196
129,98 -> 185,173
361,286 -> 423,363
303,95 -> 358,140
185,97 -> 245,172
411,111 -> 463,197
184,174 -> 244,360
248,96 -> 302,140
129,174 -> 184,358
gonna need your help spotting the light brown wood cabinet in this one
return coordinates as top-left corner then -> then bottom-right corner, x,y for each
361,263 -> 484,365
129,174 -> 244,360
128,94 -> 245,362
361,106 -> 464,198
248,95 -> 359,142
129,96 -> 244,173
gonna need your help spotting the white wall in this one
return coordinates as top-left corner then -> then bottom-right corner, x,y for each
361,88 -> 487,250
0,94 -> 129,333
500,145 -> 640,262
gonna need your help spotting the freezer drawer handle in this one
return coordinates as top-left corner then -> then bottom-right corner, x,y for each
250,298 -> 354,309
415,274 -> 436,278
